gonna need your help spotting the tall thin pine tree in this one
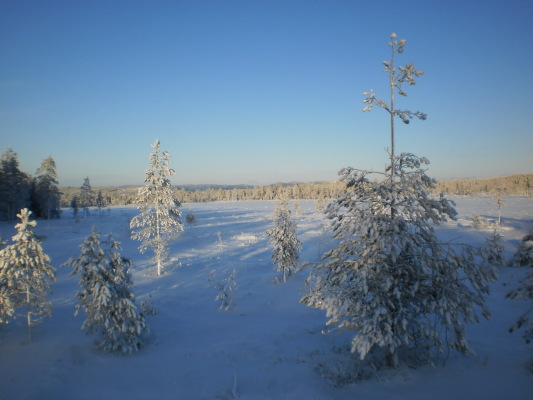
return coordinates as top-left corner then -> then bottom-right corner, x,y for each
130,140 -> 183,276
302,34 -> 496,369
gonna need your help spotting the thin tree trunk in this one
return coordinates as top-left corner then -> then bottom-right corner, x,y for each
26,285 -> 32,342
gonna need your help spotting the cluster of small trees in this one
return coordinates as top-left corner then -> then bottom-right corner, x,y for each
0,150 -> 61,221
0,208 -> 148,352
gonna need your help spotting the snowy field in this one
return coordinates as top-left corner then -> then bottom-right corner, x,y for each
0,196 -> 532,400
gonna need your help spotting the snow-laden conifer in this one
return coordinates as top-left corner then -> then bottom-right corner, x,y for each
302,33 -> 497,369
266,200 -> 301,283
215,269 -> 237,311
506,233 -> 533,343
482,230 -> 505,268
63,230 -> 148,353
130,140 -> 183,276
0,209 -> 55,340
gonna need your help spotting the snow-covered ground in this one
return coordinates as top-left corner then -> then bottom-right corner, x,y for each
0,196 -> 531,399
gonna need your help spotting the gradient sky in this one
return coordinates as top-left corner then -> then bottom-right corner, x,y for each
1,0 -> 532,187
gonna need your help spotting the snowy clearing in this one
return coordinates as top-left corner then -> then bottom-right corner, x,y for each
0,197 -> 532,399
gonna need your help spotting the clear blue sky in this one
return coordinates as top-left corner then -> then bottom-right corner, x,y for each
1,0 -> 532,187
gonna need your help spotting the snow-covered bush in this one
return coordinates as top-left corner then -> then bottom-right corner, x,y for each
507,232 -> 533,343
131,140 -> 183,276
64,230 -> 148,354
186,210 -> 197,226
302,33 -> 496,370
472,215 -> 486,229
141,294 -> 158,316
215,269 -> 237,311
0,209 -> 55,340
512,232 -> 533,267
482,230 -> 505,268
506,270 -> 532,343
266,199 -> 302,283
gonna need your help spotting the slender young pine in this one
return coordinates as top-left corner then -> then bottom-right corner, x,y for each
302,34 -> 496,370
363,32 -> 426,215
130,140 -> 183,276
266,199 -> 302,282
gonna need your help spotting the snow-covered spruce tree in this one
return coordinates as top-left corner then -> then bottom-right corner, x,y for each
34,156 -> 61,219
63,230 -> 147,353
0,209 -> 55,340
266,199 -> 302,283
482,230 -> 505,268
506,268 -> 532,343
70,195 -> 80,220
0,149 -> 32,221
95,190 -> 106,213
130,140 -> 183,276
215,269 -> 237,311
302,33 -> 496,369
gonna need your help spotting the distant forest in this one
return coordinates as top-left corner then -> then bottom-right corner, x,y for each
59,173 -> 533,208
1,147 -> 530,222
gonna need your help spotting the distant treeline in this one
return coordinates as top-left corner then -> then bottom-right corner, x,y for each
59,173 -> 532,208
0,149 -> 61,221
435,174 -> 532,196
59,181 -> 347,207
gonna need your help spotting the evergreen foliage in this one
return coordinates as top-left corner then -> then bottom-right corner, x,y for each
302,33 -> 497,369
266,200 -> 302,283
512,232 -> 533,267
34,156 -> 61,219
186,210 -> 197,226
79,177 -> 94,217
95,190 -> 106,212
0,209 -> 55,340
482,230 -> 505,268
215,269 -> 237,311
130,140 -> 183,276
506,234 -> 533,343
70,195 -> 80,220
0,149 -> 32,221
63,230 -> 148,353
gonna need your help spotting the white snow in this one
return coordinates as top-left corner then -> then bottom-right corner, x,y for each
0,197 -> 531,399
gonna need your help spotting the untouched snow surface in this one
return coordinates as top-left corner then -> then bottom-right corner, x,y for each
0,197 -> 532,399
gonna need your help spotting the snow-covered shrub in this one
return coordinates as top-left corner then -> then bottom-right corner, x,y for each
0,209 -> 55,339
512,232 -> 533,267
186,210 -> 196,226
266,199 -> 302,283
472,215 -> 486,229
141,294 -> 158,316
64,230 -> 148,354
215,269 -> 237,311
506,270 -> 532,343
482,230 -> 505,268
130,140 -> 183,276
